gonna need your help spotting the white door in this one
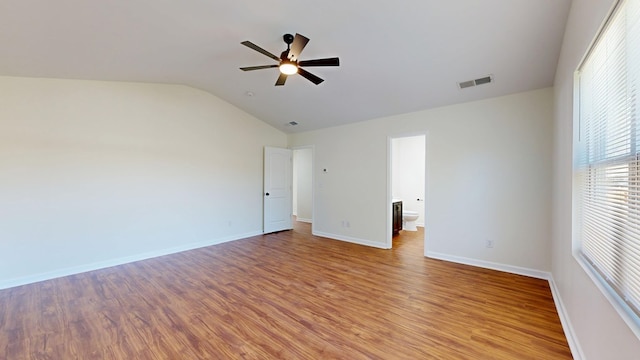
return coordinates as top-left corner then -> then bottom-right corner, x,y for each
264,147 -> 292,233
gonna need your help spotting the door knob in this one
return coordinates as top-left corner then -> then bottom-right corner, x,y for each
265,192 -> 270,196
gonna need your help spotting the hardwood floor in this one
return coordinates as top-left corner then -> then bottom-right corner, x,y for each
0,222 -> 572,359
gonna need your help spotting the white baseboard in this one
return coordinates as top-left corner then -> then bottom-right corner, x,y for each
0,231 -> 262,290
296,217 -> 312,223
312,231 -> 389,249
426,251 -> 551,280
548,276 -> 585,360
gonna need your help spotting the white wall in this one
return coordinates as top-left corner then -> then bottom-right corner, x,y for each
293,147 -> 313,223
0,76 -> 286,288
289,88 -> 553,274
391,135 -> 425,227
552,0 -> 640,358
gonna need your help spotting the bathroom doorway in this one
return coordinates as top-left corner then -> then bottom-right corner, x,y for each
292,146 -> 314,229
388,134 -> 426,250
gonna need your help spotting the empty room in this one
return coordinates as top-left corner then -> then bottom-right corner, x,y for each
2,0 -> 640,359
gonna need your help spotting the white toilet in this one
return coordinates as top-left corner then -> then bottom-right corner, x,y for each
402,210 -> 419,231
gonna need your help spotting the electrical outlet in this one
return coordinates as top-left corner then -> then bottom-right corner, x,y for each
485,239 -> 494,248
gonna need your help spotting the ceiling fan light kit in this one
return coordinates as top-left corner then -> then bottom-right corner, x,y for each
279,61 -> 298,75
240,33 -> 340,86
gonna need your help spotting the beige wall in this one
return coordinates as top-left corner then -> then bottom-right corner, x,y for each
0,76 -> 286,288
290,87 -> 553,274
552,0 -> 640,358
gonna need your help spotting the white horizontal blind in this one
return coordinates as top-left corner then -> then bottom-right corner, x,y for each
576,0 -> 640,319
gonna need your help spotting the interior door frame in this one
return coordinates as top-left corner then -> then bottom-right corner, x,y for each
386,132 -> 428,255
292,145 -> 315,233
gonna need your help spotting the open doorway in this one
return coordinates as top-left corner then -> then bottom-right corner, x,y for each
388,134 -> 426,250
292,147 -> 313,229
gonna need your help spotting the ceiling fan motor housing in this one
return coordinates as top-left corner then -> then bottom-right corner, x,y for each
283,33 -> 294,45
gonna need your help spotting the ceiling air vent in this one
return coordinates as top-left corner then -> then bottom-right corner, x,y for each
458,80 -> 475,89
458,75 -> 493,89
474,76 -> 492,85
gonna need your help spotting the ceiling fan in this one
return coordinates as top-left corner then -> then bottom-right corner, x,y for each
239,33 -> 340,86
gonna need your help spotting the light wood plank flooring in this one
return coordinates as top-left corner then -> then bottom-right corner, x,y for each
0,222 -> 572,359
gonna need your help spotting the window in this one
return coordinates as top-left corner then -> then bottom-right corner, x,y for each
574,0 -> 640,334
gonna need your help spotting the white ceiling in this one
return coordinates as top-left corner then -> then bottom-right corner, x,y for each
0,0 -> 572,133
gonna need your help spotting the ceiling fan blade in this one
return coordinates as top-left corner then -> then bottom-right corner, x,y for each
241,41 -> 280,62
298,57 -> 340,67
288,33 -> 310,61
298,68 -> 324,85
275,73 -> 288,86
240,65 -> 279,71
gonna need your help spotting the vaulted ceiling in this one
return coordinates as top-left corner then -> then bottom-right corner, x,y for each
0,0 -> 572,133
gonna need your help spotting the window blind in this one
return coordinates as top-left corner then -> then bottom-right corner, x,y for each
576,0 -> 640,320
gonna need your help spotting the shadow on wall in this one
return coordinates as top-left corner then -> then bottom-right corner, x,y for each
293,148 -> 313,223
